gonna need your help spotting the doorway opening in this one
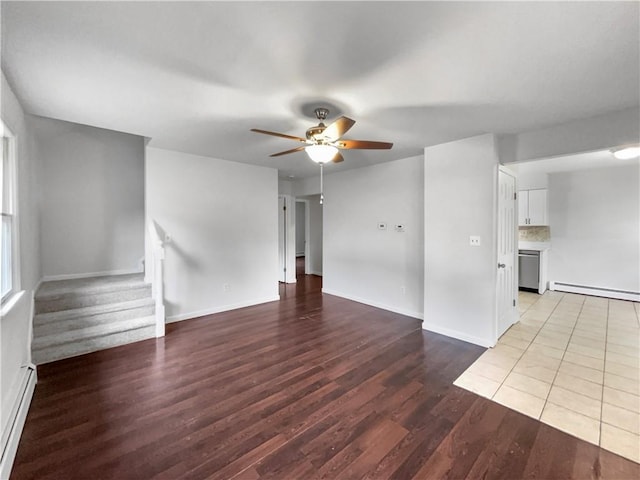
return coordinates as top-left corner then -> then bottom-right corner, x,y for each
278,193 -> 323,298
296,194 -> 323,281
278,193 -> 323,285
295,200 -> 306,281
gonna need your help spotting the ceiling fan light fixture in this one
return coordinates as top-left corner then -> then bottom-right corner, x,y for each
611,146 -> 640,160
305,144 -> 338,164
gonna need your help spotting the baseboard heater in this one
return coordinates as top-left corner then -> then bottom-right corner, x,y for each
550,281 -> 640,302
0,365 -> 37,479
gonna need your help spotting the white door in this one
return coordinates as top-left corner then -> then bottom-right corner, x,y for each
278,196 -> 286,282
497,168 -> 518,340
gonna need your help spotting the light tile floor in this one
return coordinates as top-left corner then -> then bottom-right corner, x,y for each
454,290 -> 640,464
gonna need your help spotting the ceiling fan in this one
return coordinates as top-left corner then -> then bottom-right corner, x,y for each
250,107 -> 393,164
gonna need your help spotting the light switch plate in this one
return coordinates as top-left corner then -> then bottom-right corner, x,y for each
470,235 -> 481,246
378,222 -> 387,230
395,225 -> 405,232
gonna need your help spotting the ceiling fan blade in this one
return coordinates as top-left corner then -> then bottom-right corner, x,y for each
251,128 -> 307,143
332,152 -> 344,163
336,139 -> 393,150
269,146 -> 306,157
321,116 -> 356,141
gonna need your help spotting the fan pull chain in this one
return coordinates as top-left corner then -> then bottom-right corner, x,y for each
319,163 -> 324,205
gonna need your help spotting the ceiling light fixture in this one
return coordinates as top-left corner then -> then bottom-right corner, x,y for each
305,144 -> 339,205
305,144 -> 338,164
611,146 -> 640,160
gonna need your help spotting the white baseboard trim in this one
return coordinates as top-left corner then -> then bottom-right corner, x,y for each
166,295 -> 281,323
0,365 -> 37,480
41,268 -> 144,282
308,270 -> 323,277
321,288 -> 423,321
0,291 -> 25,318
549,281 -> 640,302
421,322 -> 494,348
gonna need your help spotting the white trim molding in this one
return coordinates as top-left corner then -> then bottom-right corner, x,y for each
166,295 -> 281,323
0,290 -> 24,318
321,288 -> 423,321
421,322 -> 495,348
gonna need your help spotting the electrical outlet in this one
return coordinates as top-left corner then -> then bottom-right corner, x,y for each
469,236 -> 481,246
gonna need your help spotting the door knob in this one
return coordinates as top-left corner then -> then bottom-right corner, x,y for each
498,263 -> 506,268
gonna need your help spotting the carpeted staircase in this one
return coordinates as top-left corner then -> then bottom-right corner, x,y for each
32,273 -> 156,365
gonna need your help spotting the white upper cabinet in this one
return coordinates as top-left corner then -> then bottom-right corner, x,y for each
518,193 -> 529,226
518,189 -> 547,226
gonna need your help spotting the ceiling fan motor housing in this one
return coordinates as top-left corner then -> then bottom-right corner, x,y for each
306,124 -> 326,141
306,107 -> 331,141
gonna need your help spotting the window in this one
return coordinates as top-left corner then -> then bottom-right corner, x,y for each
1,123 -> 16,302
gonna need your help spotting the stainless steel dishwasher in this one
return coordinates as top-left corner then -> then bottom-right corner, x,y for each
518,250 -> 540,291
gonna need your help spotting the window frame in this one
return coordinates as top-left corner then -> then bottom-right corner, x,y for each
1,120 -> 19,305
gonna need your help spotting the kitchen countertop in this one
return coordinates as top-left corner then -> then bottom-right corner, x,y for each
519,241 -> 551,251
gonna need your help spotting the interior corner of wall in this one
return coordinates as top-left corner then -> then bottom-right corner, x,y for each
497,134 -> 517,164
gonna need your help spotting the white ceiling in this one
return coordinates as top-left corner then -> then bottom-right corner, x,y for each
2,1 -> 639,178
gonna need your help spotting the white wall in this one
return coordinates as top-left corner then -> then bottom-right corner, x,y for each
146,147 -> 279,321
1,72 -> 39,475
424,135 -> 498,347
323,156 -> 424,319
31,116 -> 145,278
292,175 -> 320,197
278,178 -> 293,196
548,164 -> 640,293
295,201 -> 305,256
518,171 -> 548,190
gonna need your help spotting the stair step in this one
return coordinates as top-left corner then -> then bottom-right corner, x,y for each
36,273 -> 146,299
34,297 -> 155,337
35,276 -> 151,314
33,315 -> 155,351
32,273 -> 159,365
32,320 -> 156,365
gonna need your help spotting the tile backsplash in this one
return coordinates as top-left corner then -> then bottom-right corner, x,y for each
519,226 -> 550,242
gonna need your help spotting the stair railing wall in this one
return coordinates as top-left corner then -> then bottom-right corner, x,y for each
148,221 -> 166,337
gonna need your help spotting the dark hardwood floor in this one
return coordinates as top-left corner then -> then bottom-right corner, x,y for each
11,261 -> 639,479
